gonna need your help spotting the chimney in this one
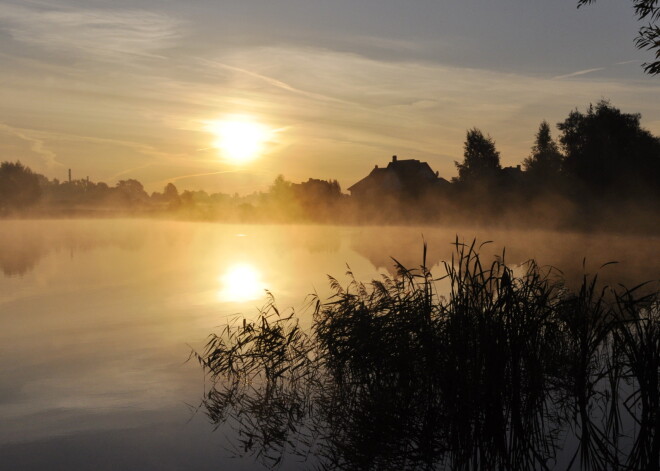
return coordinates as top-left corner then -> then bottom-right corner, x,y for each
516,165 -> 521,171
392,155 -> 397,162
374,164 -> 378,169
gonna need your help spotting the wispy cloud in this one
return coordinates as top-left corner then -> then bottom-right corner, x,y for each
153,170 -> 242,186
0,3 -> 182,60
0,123 -> 62,169
551,60 -> 644,80
552,67 -> 605,80
107,162 -> 157,182
1,32 -> 659,193
196,57 -> 354,106
195,46 -> 660,169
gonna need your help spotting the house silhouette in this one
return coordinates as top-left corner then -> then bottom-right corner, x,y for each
348,155 -> 449,200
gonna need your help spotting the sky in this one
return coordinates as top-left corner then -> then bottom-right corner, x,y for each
1,0 -> 659,194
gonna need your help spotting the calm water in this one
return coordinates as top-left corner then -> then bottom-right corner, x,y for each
0,219 -> 658,470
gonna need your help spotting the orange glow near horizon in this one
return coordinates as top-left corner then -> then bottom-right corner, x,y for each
206,117 -> 271,163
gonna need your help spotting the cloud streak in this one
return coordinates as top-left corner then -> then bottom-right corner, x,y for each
0,3 -> 182,61
552,67 -> 605,80
0,123 -> 62,169
196,57 -> 355,107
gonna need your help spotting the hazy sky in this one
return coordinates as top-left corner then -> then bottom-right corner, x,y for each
1,0 -> 659,193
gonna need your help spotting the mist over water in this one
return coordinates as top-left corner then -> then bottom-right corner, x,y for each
0,219 -> 658,469
3,220 -> 658,286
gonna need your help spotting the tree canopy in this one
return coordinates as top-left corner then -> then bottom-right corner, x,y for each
0,161 -> 41,211
557,100 -> 660,194
115,179 -> 149,204
455,128 -> 501,182
523,121 -> 563,178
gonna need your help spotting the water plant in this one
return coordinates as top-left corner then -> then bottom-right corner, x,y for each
194,240 -> 659,470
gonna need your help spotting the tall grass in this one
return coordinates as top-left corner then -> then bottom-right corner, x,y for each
194,240 -> 659,470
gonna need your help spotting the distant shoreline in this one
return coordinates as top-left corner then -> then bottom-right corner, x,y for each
3,208 -> 660,237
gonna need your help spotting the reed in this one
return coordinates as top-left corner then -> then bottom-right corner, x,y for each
195,240 -> 659,470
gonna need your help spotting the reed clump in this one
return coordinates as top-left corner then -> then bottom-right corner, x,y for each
195,239 -> 659,471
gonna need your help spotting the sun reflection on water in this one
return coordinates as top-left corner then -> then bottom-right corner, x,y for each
218,262 -> 265,303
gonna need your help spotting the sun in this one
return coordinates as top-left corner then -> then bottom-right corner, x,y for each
206,117 -> 270,163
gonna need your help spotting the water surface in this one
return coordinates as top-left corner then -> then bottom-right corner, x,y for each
0,220 -> 657,469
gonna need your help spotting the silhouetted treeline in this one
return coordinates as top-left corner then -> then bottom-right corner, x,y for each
1,101 -> 658,232
0,160 -> 347,222
352,101 -> 660,233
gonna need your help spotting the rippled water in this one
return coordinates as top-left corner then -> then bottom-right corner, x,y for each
0,219 -> 657,470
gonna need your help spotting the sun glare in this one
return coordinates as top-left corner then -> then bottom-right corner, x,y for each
218,263 -> 265,303
207,117 -> 270,163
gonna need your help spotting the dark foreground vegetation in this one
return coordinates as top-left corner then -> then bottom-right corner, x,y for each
195,241 -> 659,470
1,101 -> 659,233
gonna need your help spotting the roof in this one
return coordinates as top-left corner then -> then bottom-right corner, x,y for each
348,157 -> 447,196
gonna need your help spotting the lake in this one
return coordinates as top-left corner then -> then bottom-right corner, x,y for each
0,219 -> 658,470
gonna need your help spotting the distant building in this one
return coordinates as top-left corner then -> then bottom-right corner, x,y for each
348,155 -> 449,200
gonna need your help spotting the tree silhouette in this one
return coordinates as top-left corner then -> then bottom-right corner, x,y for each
163,182 -> 181,209
269,175 -> 294,203
0,161 -> 42,211
558,100 -> 660,194
115,179 -> 149,206
523,121 -> 563,179
455,128 -> 501,182
163,182 -> 178,199
578,0 -> 660,74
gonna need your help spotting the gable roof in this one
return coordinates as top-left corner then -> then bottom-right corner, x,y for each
348,156 -> 447,196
